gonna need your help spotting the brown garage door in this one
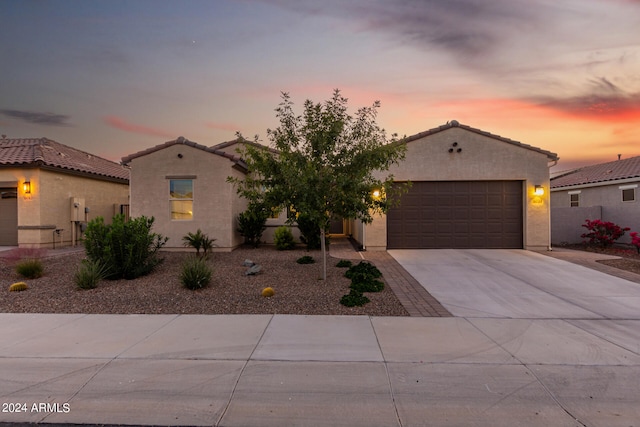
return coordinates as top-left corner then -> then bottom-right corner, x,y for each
0,188 -> 18,246
387,181 -> 523,249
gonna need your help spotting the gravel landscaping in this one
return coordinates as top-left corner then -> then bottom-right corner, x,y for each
1,246 -> 409,316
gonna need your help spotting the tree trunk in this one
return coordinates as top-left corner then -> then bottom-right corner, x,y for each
320,227 -> 327,281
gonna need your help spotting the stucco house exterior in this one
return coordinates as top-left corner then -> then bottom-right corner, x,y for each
121,137 -> 250,250
124,121 -> 557,251
351,121 -> 559,251
0,137 -> 130,248
550,155 -> 640,245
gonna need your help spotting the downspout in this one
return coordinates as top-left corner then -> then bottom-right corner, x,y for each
547,159 -> 558,251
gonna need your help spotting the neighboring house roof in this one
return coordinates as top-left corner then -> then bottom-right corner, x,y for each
551,155 -> 640,189
121,136 -> 248,172
211,137 -> 280,154
401,120 -> 559,161
0,137 -> 129,182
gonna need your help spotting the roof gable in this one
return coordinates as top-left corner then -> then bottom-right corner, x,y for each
121,136 -> 248,172
401,120 -> 559,161
551,155 -> 640,189
0,137 -> 129,182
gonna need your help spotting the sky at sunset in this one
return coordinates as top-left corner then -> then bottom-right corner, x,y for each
1,0 -> 639,172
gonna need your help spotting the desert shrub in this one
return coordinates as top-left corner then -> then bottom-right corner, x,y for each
581,219 -> 630,248
74,259 -> 110,290
336,259 -> 352,268
180,256 -> 212,290
182,229 -> 216,257
274,226 -> 295,250
237,205 -> 269,247
16,258 -> 44,279
344,261 -> 382,280
340,289 -> 370,307
296,255 -> 315,264
631,232 -> 640,254
350,278 -> 384,293
296,213 -> 322,250
84,214 -> 168,280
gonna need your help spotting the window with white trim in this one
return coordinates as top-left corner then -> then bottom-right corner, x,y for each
619,184 -> 637,203
170,179 -> 193,220
568,190 -> 580,207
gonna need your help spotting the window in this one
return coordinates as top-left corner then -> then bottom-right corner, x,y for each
622,188 -> 635,202
568,191 -> 580,207
170,179 -> 193,220
619,184 -> 637,203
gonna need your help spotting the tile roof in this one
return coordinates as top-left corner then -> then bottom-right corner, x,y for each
400,120 -> 559,161
551,155 -> 640,189
0,137 -> 129,181
121,136 -> 248,172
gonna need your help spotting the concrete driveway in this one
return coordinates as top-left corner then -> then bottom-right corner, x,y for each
388,249 -> 640,319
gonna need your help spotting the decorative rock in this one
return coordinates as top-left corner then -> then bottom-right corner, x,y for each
261,287 -> 275,297
242,259 -> 255,267
245,264 -> 262,276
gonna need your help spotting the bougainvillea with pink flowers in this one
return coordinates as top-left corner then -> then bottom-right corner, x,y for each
581,219 -> 630,248
631,231 -> 640,253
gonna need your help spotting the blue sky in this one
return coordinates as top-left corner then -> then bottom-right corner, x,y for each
1,0 -> 639,171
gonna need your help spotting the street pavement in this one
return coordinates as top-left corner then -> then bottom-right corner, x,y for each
1,247 -> 640,426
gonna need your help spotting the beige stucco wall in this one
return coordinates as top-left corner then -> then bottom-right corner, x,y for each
361,127 -> 553,251
128,144 -> 246,250
0,167 -> 129,248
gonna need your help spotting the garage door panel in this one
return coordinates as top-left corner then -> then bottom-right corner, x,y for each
388,181 -> 523,249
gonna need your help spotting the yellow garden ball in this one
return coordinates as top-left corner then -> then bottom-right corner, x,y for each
261,287 -> 275,297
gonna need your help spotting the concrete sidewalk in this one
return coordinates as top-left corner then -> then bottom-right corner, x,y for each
1,313 -> 639,426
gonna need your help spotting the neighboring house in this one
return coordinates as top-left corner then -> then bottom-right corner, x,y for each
121,137 -> 251,250
351,121 -> 558,251
0,137 -> 130,248
550,155 -> 640,245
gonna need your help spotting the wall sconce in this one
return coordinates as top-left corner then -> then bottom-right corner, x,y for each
23,181 -> 31,194
372,189 -> 381,198
534,185 -> 544,196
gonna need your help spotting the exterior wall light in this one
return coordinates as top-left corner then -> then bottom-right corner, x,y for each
372,189 -> 381,198
534,185 -> 544,196
23,181 -> 31,194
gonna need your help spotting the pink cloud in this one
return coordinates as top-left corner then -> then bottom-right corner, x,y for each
105,116 -> 174,138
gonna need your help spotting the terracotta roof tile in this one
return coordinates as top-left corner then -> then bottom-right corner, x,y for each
400,120 -> 559,161
121,136 -> 248,172
0,137 -> 129,181
551,155 -> 640,188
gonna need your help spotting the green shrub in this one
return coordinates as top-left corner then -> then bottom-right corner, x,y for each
336,259 -> 352,268
16,258 -> 44,279
83,214 -> 168,280
180,256 -> 212,290
74,259 -> 110,290
182,229 -> 216,257
296,255 -> 315,264
340,289 -> 370,307
296,213 -> 322,250
350,278 -> 384,293
344,261 -> 382,280
274,226 -> 295,250
237,204 -> 269,247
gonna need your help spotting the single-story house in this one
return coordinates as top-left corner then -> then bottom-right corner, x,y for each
351,121 -> 558,251
0,137 -> 130,248
123,121 -> 558,251
121,137 -> 251,250
550,155 -> 640,245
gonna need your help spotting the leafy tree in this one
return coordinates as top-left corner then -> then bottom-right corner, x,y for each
229,89 -> 406,279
